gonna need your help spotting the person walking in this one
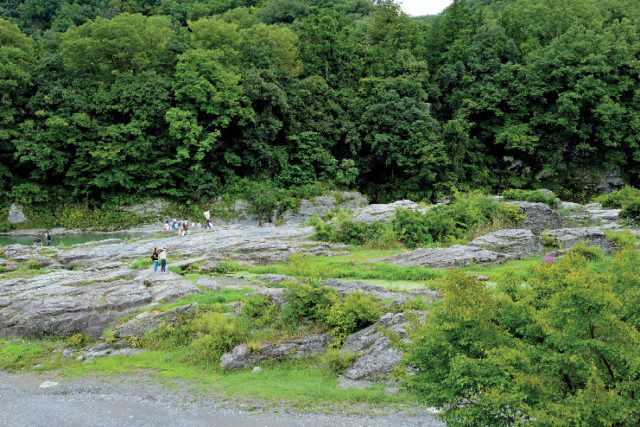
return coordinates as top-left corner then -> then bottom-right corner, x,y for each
159,248 -> 167,273
152,248 -> 159,272
45,230 -> 52,246
184,220 -> 190,236
203,210 -> 211,229
178,220 -> 184,237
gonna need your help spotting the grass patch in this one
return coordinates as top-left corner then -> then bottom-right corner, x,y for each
161,288 -> 254,311
0,338 -> 61,371
59,350 -> 416,410
249,248 -> 444,282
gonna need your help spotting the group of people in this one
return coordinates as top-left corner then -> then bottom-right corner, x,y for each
151,247 -> 167,272
34,230 -> 52,246
163,219 -> 192,236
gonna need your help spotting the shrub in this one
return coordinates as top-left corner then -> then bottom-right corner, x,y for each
501,188 -> 558,208
596,185 -> 640,209
568,242 -> 603,260
66,333 -> 92,350
620,200 -> 640,222
280,283 -> 338,330
238,295 -> 279,329
319,348 -> 358,375
326,292 -> 381,345
189,312 -> 246,366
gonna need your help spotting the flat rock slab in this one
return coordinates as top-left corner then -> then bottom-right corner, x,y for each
0,268 -> 200,338
470,229 -> 543,259
114,303 -> 198,339
321,279 -> 442,303
352,200 -> 430,224
542,227 -> 618,253
382,245 -> 512,268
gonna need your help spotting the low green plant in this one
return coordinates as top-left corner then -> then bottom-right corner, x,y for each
238,295 -> 279,330
130,257 -> 152,270
24,259 -> 41,269
501,188 -> 558,208
215,261 -> 243,274
280,283 -> 338,331
326,292 -> 382,345
596,185 -> 640,209
189,312 -> 247,366
319,348 -> 358,374
66,333 -> 93,350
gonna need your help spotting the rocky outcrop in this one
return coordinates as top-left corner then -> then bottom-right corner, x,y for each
321,279 -> 442,303
542,227 -> 618,253
0,269 -> 200,338
7,204 -> 28,224
121,199 -> 169,218
352,200 -> 430,224
220,334 -> 331,371
470,229 -> 543,259
291,192 -> 369,222
506,201 -> 563,234
113,303 -> 198,339
383,245 -> 512,268
342,311 -> 425,381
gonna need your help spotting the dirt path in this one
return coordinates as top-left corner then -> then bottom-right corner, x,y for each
0,371 -> 445,427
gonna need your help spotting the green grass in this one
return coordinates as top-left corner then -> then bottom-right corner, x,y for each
0,266 -> 50,279
248,248 -> 445,283
161,288 -> 254,311
59,350 -> 416,410
0,339 -> 61,371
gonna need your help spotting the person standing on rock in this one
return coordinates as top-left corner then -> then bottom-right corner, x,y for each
178,220 -> 184,237
159,248 -> 167,273
183,220 -> 190,236
45,230 -> 52,246
203,210 -> 211,229
152,248 -> 160,272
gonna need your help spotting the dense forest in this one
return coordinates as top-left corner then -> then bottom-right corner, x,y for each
2,0 -> 640,206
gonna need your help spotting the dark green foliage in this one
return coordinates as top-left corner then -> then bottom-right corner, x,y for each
403,247 -> 640,425
392,193 -> 522,248
189,312 -> 247,366
280,282 -> 338,330
597,186 -> 640,222
4,0 -> 640,210
501,188 -> 558,208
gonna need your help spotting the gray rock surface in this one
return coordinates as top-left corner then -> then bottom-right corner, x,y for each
220,334 -> 331,371
382,245 -> 512,268
342,312 -> 425,381
121,199 -> 170,218
352,200 -> 430,224
0,268 -> 200,338
291,192 -> 368,222
506,201 -> 563,234
542,227 -> 618,253
113,304 -> 198,339
321,279 -> 442,303
8,203 -> 28,223
470,229 -> 543,259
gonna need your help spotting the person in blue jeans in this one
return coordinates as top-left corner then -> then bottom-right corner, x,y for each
152,248 -> 159,272
159,248 -> 167,272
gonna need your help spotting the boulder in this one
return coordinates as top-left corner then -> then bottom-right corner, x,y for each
293,192 -> 368,221
220,334 -> 331,371
506,201 -> 563,234
342,312 -> 425,381
7,204 -> 28,224
260,274 -> 299,284
243,287 -> 289,306
542,227 -> 618,254
382,245 -> 512,268
470,229 -> 543,259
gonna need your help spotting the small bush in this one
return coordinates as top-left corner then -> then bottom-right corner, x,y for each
596,186 -> 640,209
620,200 -> 640,222
326,292 -> 381,345
189,312 -> 246,366
568,242 -> 603,260
25,259 -> 41,270
501,189 -> 558,208
66,333 -> 92,350
239,295 -> 279,329
280,283 -> 338,330
215,261 -> 243,274
319,348 -> 358,374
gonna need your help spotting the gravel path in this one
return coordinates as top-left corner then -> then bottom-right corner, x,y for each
0,371 -> 445,427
